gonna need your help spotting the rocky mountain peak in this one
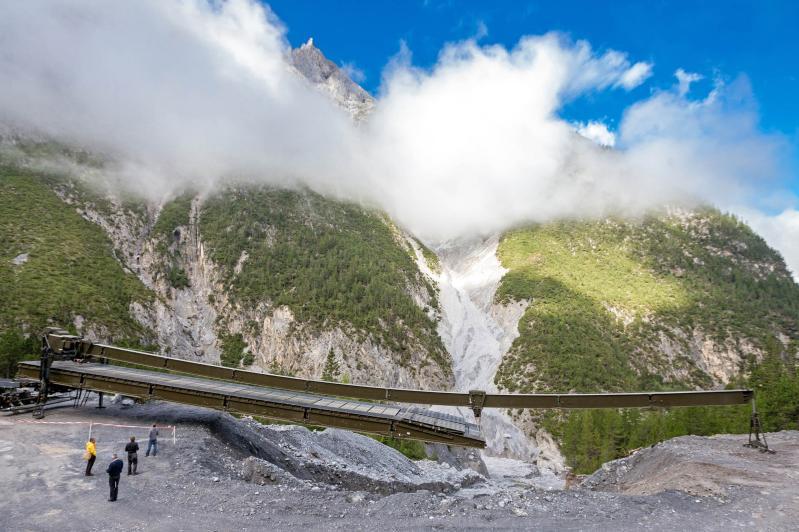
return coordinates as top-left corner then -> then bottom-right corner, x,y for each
290,38 -> 374,121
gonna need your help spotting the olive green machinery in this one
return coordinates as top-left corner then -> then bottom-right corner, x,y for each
16,330 -> 769,450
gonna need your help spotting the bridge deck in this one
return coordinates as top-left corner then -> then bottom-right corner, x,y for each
16,361 -> 485,448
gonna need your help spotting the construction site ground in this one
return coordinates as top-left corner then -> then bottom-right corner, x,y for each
1,400 -> 797,531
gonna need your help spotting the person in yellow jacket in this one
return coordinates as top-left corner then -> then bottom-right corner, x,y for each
84,437 -> 97,476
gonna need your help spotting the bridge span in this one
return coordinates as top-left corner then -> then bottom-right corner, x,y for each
16,360 -> 485,447
12,331 -> 759,448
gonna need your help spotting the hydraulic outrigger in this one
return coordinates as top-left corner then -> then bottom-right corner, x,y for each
744,399 -> 775,453
19,329 -> 773,451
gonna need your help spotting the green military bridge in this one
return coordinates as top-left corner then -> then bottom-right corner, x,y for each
16,359 -> 486,447
15,331 -> 760,449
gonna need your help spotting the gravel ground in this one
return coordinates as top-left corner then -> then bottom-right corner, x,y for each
1,400 -> 797,531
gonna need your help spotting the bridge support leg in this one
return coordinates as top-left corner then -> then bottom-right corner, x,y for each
95,357 -> 107,409
744,396 -> 774,454
33,338 -> 53,419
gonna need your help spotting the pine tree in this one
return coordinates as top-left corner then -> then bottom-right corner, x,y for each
322,348 -> 340,382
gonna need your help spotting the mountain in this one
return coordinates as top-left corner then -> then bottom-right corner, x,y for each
490,211 -> 799,472
290,38 -> 374,121
2,41 -> 798,474
148,185 -> 449,387
0,164 -> 450,390
495,209 -> 799,395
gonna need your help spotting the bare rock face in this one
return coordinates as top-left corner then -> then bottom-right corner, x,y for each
10,253 -> 28,266
290,38 -> 374,121
424,236 -> 545,463
110,196 -> 224,362
238,305 -> 450,389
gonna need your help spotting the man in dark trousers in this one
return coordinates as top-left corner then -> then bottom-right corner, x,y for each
106,453 -> 124,501
125,436 -> 139,475
146,424 -> 158,457
85,437 -> 97,476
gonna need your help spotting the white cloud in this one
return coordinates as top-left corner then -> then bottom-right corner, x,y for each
574,121 -> 616,147
617,75 -> 789,208
0,0 -> 795,267
675,68 -> 703,96
559,43 -> 653,96
475,20 -> 489,40
736,208 -> 799,281
340,62 -> 366,84
0,0 -> 356,197
362,34 -> 673,238
616,61 -> 654,90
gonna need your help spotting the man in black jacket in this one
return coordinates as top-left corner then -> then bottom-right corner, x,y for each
125,436 -> 139,475
106,453 -> 124,501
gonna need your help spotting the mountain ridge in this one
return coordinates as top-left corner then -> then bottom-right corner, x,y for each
290,38 -> 374,121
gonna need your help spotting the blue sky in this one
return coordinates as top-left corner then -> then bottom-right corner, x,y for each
268,0 -> 798,194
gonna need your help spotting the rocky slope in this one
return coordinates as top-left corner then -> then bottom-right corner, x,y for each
290,38 -> 374,121
3,172 -> 451,389
420,236 -> 564,471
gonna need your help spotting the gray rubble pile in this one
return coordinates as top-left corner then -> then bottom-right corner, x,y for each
229,418 -> 485,493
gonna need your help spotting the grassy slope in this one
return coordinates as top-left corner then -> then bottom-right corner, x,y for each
153,193 -> 193,239
495,209 -> 799,394
0,170 -> 154,343
196,186 -> 449,373
494,209 -> 799,472
152,192 -> 194,289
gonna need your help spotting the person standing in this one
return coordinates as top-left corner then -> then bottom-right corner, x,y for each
146,424 -> 158,457
125,436 -> 139,475
106,453 -> 124,502
84,437 -> 97,476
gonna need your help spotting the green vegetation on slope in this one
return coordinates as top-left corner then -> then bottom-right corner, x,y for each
0,328 -> 36,379
219,332 -> 252,368
495,209 -> 799,472
199,186 -> 449,373
0,170 -> 154,375
322,348 -> 341,382
153,193 -> 193,239
370,435 -> 428,460
496,210 -> 799,393
544,350 -> 799,473
414,238 -> 441,274
152,193 -> 194,289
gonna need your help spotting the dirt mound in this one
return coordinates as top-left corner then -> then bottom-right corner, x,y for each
582,431 -> 799,497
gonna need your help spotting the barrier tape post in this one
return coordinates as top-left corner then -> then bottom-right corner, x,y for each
15,420 -> 176,445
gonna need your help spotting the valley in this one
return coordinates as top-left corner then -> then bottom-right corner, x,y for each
2,36 -> 798,482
